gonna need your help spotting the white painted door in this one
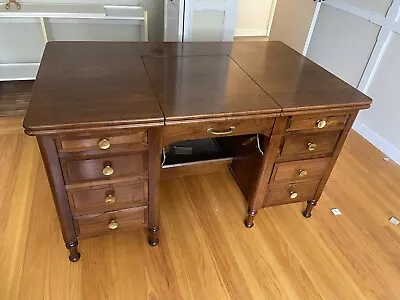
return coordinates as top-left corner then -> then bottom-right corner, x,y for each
268,0 -> 322,54
183,0 -> 238,41
164,0 -> 184,41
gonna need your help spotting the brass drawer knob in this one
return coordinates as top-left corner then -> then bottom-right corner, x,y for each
299,169 -> 308,177
290,191 -> 298,199
105,194 -> 116,205
316,120 -> 327,129
102,165 -> 114,176
98,138 -> 111,150
308,142 -> 317,151
108,220 -> 118,230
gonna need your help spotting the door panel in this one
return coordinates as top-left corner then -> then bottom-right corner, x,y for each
184,0 -> 238,41
307,5 -> 380,87
269,0 -> 319,54
191,10 -> 225,41
164,0 -> 184,42
333,0 -> 393,16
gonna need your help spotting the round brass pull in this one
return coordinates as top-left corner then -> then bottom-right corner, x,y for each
108,220 -> 118,230
316,120 -> 327,129
299,169 -> 308,177
207,126 -> 235,135
105,194 -> 116,205
308,142 -> 317,151
290,191 -> 298,199
98,138 -> 111,150
102,165 -> 114,176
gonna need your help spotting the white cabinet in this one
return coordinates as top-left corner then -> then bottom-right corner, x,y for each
164,0 -> 238,42
0,3 -> 148,81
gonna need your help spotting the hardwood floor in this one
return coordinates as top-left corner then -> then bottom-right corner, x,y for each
1,118 -> 399,299
0,81 -> 33,117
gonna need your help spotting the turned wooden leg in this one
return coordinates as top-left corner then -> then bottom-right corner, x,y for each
148,227 -> 159,246
302,200 -> 317,218
244,209 -> 257,228
147,128 -> 162,248
66,241 -> 80,262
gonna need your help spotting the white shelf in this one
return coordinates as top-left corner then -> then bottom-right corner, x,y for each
0,4 -> 145,20
0,3 -> 105,18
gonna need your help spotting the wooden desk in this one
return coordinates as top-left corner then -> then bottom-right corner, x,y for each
23,41 -> 371,262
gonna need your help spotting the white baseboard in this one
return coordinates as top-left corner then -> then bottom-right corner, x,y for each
234,29 -> 267,37
353,120 -> 400,166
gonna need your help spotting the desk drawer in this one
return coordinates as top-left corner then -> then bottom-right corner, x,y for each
68,181 -> 148,215
63,152 -> 147,183
281,132 -> 340,158
287,114 -> 348,132
271,158 -> 331,184
164,117 -> 274,145
264,180 -> 320,207
57,131 -> 147,153
74,206 -> 147,239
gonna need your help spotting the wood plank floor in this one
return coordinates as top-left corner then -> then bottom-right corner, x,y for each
1,117 -> 399,299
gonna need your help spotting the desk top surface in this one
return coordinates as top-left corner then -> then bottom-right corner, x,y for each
23,41 -> 372,134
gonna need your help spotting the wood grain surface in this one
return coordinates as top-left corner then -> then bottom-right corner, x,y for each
143,55 -> 280,121
1,125 -> 399,299
22,41 -> 372,136
22,43 -> 164,134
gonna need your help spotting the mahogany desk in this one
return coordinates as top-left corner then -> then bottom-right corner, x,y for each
23,42 -> 372,262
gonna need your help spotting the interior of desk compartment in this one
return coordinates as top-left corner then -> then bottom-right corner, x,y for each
163,135 -> 254,165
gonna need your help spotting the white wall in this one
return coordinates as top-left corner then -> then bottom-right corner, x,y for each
235,0 -> 273,36
355,32 -> 400,162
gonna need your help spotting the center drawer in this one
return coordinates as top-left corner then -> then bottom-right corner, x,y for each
68,181 -> 148,215
74,206 -> 148,239
62,152 -> 147,183
163,117 -> 275,145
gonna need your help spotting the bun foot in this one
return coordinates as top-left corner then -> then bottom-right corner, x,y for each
302,210 -> 312,218
148,226 -> 159,247
244,220 -> 254,228
244,209 -> 257,229
66,241 -> 80,262
69,251 -> 81,262
303,200 -> 317,219
148,238 -> 159,247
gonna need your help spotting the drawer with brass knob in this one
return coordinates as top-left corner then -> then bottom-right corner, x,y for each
74,206 -> 148,239
57,131 -> 148,154
263,180 -> 321,207
67,181 -> 148,215
280,132 -> 341,159
62,152 -> 147,184
270,157 -> 331,184
287,114 -> 349,132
